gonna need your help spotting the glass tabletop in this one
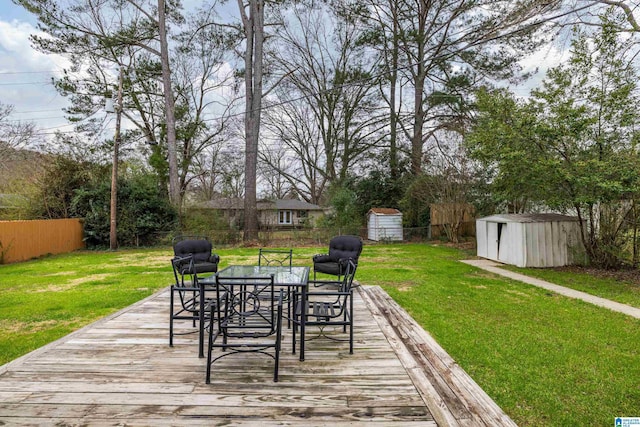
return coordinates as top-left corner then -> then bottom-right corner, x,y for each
200,265 -> 310,287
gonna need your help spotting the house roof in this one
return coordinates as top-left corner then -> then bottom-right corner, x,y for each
274,199 -> 324,211
198,198 -> 323,211
368,208 -> 402,215
478,213 -> 579,223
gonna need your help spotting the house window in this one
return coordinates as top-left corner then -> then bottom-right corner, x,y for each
297,210 -> 308,218
279,210 -> 292,225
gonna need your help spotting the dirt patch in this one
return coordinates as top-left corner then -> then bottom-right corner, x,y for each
0,319 -> 75,334
41,271 -> 76,277
36,273 -> 114,292
115,253 -> 170,268
505,289 -> 530,298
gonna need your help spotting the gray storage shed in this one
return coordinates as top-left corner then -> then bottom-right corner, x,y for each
367,208 -> 403,241
476,213 -> 582,267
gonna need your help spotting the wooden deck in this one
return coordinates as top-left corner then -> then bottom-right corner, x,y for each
0,285 -> 515,426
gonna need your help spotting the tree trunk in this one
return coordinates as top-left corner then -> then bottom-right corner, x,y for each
158,0 -> 181,207
110,68 -> 124,251
239,0 -> 264,241
389,9 -> 399,180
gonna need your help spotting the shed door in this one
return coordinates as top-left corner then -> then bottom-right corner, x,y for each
487,222 -> 499,260
487,222 -> 507,260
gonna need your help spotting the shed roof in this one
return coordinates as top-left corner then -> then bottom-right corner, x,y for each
478,213 -> 579,223
368,208 -> 402,215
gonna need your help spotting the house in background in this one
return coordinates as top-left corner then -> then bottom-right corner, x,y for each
198,198 -> 325,229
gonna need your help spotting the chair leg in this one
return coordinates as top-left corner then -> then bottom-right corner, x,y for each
349,294 -> 354,354
206,316 -> 213,384
169,286 -> 174,347
275,307 -> 282,382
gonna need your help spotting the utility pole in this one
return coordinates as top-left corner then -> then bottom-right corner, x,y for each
110,68 -> 123,251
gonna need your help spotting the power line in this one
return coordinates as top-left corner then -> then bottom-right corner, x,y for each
0,70 -> 59,75
12,108 -> 66,114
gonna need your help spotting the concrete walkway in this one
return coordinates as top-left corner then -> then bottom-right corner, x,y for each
461,259 -> 640,320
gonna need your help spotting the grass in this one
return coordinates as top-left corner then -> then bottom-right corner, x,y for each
0,243 -> 639,426
503,264 -> 640,309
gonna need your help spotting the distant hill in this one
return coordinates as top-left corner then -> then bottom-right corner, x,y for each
0,144 -> 48,194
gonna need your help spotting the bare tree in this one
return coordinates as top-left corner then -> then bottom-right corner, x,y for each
172,7 -> 235,204
265,3 -> 384,201
0,103 -> 38,165
257,142 -> 293,200
262,101 -> 326,203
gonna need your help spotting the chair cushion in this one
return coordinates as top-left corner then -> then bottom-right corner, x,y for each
313,261 -> 341,276
328,235 -> 363,262
173,239 -> 219,273
312,254 -> 332,263
181,261 -> 218,275
174,239 -> 212,260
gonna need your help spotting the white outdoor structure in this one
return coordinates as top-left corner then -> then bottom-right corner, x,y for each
476,213 -> 582,267
367,208 -> 403,241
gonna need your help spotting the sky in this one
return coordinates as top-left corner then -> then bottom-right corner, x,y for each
0,3 -> 73,138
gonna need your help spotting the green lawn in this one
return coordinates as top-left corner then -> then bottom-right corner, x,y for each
504,264 -> 640,309
0,243 -> 638,427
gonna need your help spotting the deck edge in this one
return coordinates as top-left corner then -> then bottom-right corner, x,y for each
359,285 -> 517,427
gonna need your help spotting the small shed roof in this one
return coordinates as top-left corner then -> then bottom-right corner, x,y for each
368,208 -> 401,215
479,213 -> 579,223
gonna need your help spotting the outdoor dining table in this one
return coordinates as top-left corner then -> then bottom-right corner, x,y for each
197,265 -> 311,360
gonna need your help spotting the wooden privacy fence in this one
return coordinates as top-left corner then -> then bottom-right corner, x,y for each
0,219 -> 84,264
430,203 -> 476,239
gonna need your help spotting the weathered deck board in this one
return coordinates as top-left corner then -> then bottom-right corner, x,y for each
360,286 -> 517,427
0,284 -> 514,426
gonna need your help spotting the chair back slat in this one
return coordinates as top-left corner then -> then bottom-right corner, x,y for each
258,248 -> 293,267
214,274 -> 278,337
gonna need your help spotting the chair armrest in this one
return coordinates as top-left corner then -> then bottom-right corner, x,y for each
338,257 -> 357,265
209,253 -> 220,264
313,254 -> 332,263
172,255 -> 192,266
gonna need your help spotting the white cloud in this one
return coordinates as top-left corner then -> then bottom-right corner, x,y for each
0,19 -> 70,133
511,44 -> 569,98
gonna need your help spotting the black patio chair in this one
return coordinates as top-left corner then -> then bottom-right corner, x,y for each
172,236 -> 220,277
206,274 -> 284,383
292,259 -> 357,357
169,255 -> 203,346
258,248 -> 293,267
312,235 -> 362,280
